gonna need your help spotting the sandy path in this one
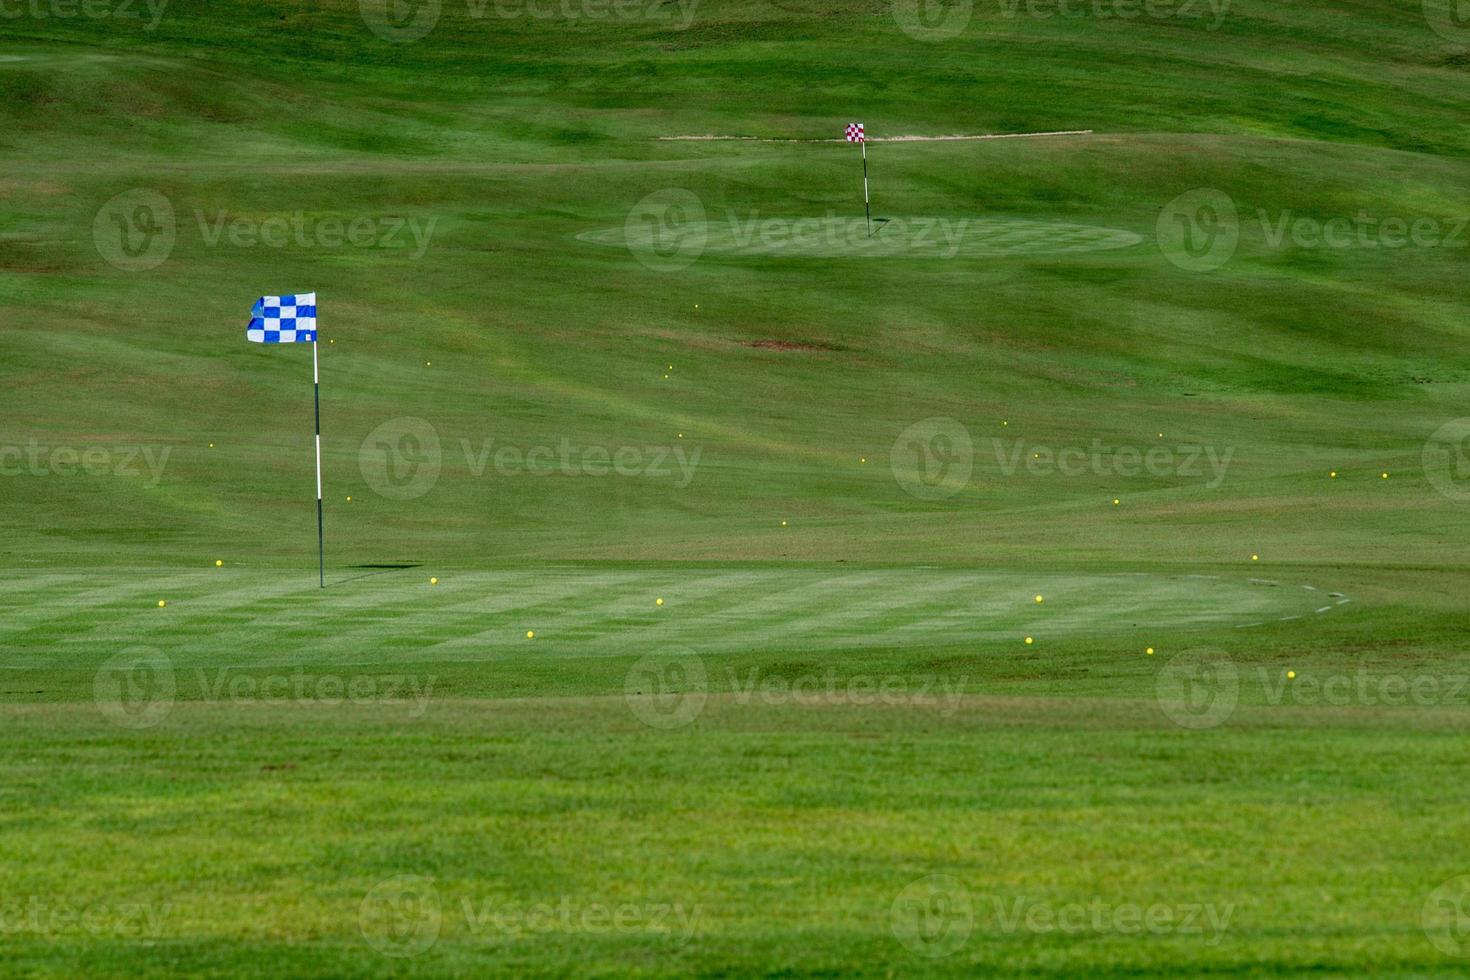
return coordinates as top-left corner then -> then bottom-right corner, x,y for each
656,129 -> 1094,143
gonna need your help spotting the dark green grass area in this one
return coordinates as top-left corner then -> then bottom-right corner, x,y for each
4,0 -> 1470,975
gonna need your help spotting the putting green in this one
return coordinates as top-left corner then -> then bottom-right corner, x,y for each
578,215 -> 1143,259
1,567 -> 1345,669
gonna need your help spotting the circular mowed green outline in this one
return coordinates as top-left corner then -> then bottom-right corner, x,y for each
579,215 -> 1143,259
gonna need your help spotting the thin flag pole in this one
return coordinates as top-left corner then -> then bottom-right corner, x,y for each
861,137 -> 871,238
313,337 -> 324,588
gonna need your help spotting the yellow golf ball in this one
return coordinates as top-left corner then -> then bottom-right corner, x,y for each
1112,498 -> 1120,505
1381,472 -> 1389,479
781,520 -> 788,526
1287,670 -> 1297,680
215,560 -> 223,567
1251,554 -> 1259,561
1330,471 -> 1337,478
157,600 -> 166,608
1024,636 -> 1033,645
526,630 -> 535,639
430,577 -> 438,585
1146,647 -> 1155,655
655,598 -> 664,606
1034,594 -> 1044,604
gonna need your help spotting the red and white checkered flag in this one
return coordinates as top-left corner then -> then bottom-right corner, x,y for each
845,122 -> 865,143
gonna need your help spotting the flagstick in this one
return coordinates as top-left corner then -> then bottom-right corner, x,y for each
861,138 -> 871,237
312,338 -> 324,589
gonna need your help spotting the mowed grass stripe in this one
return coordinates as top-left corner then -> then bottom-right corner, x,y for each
0,572 -> 218,650
41,576 -> 374,664
523,570 -> 770,646
725,571 -> 1000,652
356,569 -> 685,659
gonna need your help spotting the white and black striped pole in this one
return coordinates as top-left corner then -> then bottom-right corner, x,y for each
312,337 -> 324,588
861,136 -> 871,238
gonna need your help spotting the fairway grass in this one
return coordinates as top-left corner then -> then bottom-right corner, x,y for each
5,0 -> 1470,974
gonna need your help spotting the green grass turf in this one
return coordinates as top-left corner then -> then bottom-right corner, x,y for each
4,0 -> 1470,974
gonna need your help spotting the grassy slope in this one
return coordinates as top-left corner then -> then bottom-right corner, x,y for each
2,0 -> 1470,975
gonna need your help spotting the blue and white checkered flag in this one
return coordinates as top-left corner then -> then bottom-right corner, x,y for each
242,291 -> 327,586
247,292 -> 317,343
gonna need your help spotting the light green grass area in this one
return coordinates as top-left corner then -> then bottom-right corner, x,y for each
4,0 -> 1470,974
